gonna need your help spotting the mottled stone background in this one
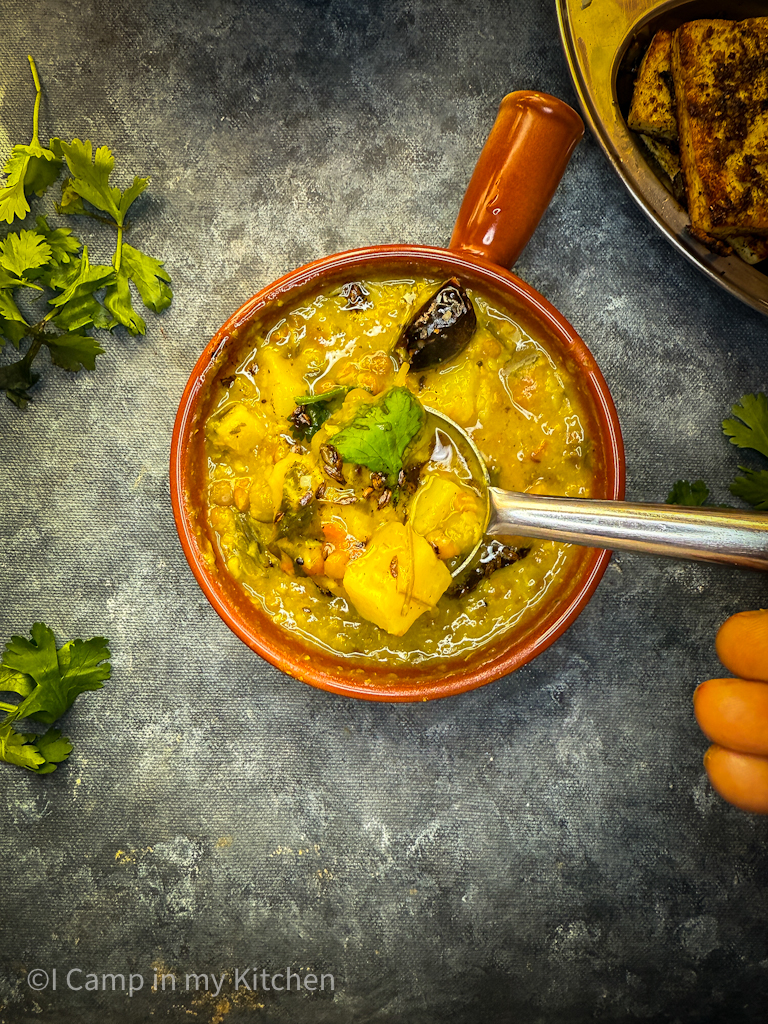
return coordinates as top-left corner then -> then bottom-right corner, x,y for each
1,0 -> 767,1021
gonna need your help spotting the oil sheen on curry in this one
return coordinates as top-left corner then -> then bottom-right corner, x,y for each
200,275 -> 599,665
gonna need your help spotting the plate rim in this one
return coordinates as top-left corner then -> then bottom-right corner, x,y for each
556,0 -> 768,317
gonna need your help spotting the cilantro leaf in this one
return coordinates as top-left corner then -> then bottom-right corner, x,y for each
0,272 -> 31,348
59,139 -> 149,225
118,177 -> 151,220
723,393 -> 768,460
46,247 -> 114,331
3,622 -> 60,689
0,144 -> 60,225
0,57 -> 171,406
0,229 -> 52,278
289,386 -> 353,441
0,355 -> 40,407
120,243 -> 172,313
0,57 -> 62,224
23,147 -> 62,199
295,385 -> 353,405
730,466 -> 768,510
0,318 -> 28,349
330,386 -> 425,480
43,332 -> 104,372
0,149 -> 35,224
0,664 -> 35,700
57,636 -> 112,691
2,623 -> 111,724
0,288 -> 29,326
34,728 -> 74,773
103,244 -> 172,336
42,256 -> 83,291
0,623 -> 109,774
0,665 -> 35,715
0,719 -> 47,771
0,720 -> 73,774
666,479 -> 710,506
34,214 -> 80,265
59,140 -> 122,220
57,178 -> 87,216
103,268 -> 146,336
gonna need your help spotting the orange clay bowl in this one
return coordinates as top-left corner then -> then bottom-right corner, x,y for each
171,92 -> 626,702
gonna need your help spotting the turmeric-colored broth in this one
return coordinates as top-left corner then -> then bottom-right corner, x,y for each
200,275 -> 599,665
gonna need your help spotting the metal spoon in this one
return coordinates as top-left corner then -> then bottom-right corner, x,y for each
424,409 -> 768,574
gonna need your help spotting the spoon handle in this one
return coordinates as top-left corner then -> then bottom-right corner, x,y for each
488,489 -> 768,571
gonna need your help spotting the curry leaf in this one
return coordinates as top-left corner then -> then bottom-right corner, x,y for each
294,385 -> 353,405
289,386 -> 353,441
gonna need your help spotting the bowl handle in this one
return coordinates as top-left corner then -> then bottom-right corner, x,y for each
449,91 -> 584,270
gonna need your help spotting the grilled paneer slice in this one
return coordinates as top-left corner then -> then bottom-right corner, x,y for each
672,18 -> 768,238
628,29 -> 678,142
728,233 -> 768,264
638,133 -> 685,202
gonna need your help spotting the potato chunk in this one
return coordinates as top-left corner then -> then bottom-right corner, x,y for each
208,403 -> 267,455
343,522 -> 452,635
409,474 -> 485,560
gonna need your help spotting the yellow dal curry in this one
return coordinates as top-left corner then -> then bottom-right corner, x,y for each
199,275 -> 599,665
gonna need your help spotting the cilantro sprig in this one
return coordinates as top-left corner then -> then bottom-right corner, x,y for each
666,392 -> 768,510
666,479 -> 710,507
0,56 -> 172,407
0,57 -> 61,225
723,393 -> 768,460
0,623 -> 110,774
330,386 -> 425,481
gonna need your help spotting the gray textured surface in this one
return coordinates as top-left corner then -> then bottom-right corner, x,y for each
1,1 -> 767,1021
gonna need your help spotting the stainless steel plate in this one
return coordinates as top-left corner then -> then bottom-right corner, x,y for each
556,0 -> 768,316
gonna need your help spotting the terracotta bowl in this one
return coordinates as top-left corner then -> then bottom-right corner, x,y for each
171,92 -> 626,702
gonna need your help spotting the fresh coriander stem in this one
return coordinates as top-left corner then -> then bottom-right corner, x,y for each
21,335 -> 43,368
114,224 -> 123,273
27,55 -> 42,146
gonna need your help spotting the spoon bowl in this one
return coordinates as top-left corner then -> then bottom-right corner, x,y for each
426,407 -> 768,574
